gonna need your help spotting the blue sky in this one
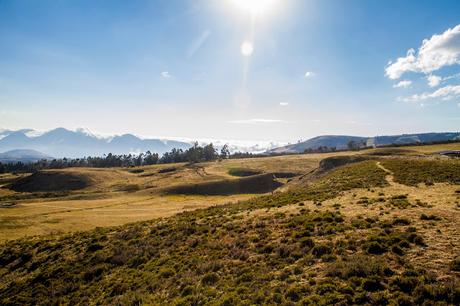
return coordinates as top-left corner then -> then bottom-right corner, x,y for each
0,0 -> 459,143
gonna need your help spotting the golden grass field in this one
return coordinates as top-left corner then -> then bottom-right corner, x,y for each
0,144 -> 458,243
1,143 -> 459,305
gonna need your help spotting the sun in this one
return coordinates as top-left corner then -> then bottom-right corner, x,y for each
241,41 -> 254,56
231,0 -> 278,16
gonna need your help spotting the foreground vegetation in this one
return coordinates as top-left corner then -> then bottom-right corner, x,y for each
1,155 -> 459,305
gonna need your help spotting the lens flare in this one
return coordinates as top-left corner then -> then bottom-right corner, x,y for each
241,41 -> 254,56
232,0 -> 278,16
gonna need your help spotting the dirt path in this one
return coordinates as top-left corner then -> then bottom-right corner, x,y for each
376,161 -> 396,186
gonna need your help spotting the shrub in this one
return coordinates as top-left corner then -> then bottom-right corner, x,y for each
326,255 -> 388,279
413,235 -> 426,246
392,218 -> 411,226
365,242 -> 387,255
158,267 -> 175,278
284,285 -> 309,302
201,273 -> 219,285
181,285 -> 193,296
312,244 -> 332,258
299,237 -> 315,249
391,245 -> 405,256
420,214 -> 441,221
362,277 -> 384,292
451,256 -> 460,272
391,274 -> 421,293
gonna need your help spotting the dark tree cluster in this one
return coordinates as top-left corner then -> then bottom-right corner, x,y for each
304,146 -> 337,154
159,142 -> 219,164
0,143 -> 224,174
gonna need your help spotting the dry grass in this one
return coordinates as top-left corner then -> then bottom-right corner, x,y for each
0,146 -> 459,305
0,143 -> 458,244
0,153 -> 332,242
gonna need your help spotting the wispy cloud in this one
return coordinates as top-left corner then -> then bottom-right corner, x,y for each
444,73 -> 460,81
385,24 -> 460,79
161,71 -> 172,79
187,29 -> 211,58
304,71 -> 315,78
401,85 -> 460,102
228,118 -> 287,125
279,102 -> 289,106
393,80 -> 412,88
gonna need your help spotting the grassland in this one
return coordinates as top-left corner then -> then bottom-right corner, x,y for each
0,151 -> 365,242
0,143 -> 459,305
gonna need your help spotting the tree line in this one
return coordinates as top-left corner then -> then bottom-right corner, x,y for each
0,143 -> 257,174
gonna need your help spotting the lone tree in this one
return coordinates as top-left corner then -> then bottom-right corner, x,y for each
347,140 -> 358,151
220,144 -> 230,159
203,143 -> 218,161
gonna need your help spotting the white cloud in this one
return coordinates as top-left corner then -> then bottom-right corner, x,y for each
401,85 -> 460,102
385,24 -> 460,79
427,74 -> 442,87
304,71 -> 315,78
279,102 -> 289,106
386,49 -> 417,80
393,80 -> 412,88
161,71 -> 172,79
228,118 -> 286,125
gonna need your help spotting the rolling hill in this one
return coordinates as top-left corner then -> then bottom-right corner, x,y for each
0,151 -> 458,304
268,132 -> 460,154
0,149 -> 52,163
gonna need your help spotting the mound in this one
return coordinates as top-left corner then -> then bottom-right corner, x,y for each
367,148 -> 415,156
9,171 -> 91,192
165,173 -> 282,195
228,168 -> 263,177
317,155 -> 372,173
158,167 -> 177,174
271,172 -> 299,178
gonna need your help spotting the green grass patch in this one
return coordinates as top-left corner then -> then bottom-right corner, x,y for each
381,158 -> 460,186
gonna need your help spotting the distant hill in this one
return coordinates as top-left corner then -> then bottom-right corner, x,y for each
372,132 -> 460,146
268,132 -> 460,154
268,135 -> 368,154
0,128 -> 191,158
0,149 -> 53,163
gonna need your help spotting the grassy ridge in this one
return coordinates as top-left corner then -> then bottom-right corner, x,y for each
381,158 -> 460,186
0,160 -> 458,305
165,174 -> 282,195
3,209 -> 457,305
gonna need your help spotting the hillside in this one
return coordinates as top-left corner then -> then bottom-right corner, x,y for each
269,136 -> 367,154
0,146 -> 459,305
0,149 -> 52,163
0,152 -> 333,242
269,132 -> 460,154
0,128 -> 191,158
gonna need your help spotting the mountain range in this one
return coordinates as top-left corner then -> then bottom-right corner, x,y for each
1,128 -> 458,160
267,132 -> 460,154
0,128 -> 191,158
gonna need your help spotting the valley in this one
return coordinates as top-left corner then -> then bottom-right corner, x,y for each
0,143 -> 459,304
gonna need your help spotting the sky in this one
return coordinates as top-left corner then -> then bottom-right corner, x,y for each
1,0 -> 460,144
